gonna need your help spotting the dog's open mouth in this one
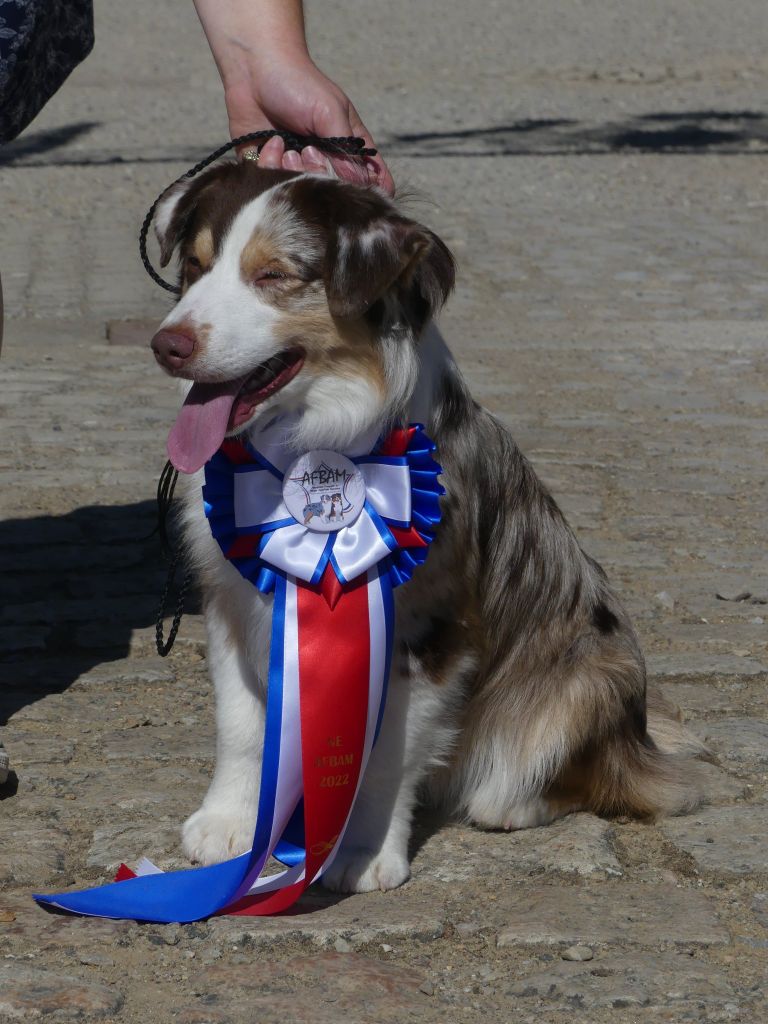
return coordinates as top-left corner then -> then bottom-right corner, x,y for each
229,348 -> 306,431
167,347 -> 305,474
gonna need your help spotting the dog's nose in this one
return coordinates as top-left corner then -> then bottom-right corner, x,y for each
151,328 -> 196,371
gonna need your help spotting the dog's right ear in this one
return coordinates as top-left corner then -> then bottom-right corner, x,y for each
153,180 -> 196,267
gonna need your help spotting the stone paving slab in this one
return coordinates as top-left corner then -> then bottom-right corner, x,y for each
507,952 -> 738,1010
0,823 -> 70,887
0,965 -> 124,1020
648,654 -> 768,680
661,806 -> 768,876
695,762 -> 752,804
208,892 -> 448,950
495,885 -> 730,948
692,720 -> 768,768
184,952 -> 433,1024
412,813 -> 623,882
660,683 -> 736,715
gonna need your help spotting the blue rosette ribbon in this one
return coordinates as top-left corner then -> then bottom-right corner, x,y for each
203,423 -> 443,601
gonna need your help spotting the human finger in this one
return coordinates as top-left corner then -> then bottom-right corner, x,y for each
257,135 -> 285,168
325,116 -> 393,193
347,117 -> 394,195
282,149 -> 303,171
327,153 -> 371,187
300,145 -> 333,176
366,153 -> 395,196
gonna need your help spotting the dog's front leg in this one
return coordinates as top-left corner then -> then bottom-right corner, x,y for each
321,666 -> 446,893
182,593 -> 268,865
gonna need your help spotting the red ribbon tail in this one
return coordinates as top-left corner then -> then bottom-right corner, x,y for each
222,572 -> 371,915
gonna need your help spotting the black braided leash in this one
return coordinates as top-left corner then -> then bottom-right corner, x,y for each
154,459 -> 192,657
139,130 -> 376,294
149,131 -> 375,654
155,547 -> 192,657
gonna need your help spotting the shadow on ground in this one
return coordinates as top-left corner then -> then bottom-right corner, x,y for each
1,110 -> 765,168
391,109 -> 768,157
0,500 -> 199,724
0,120 -> 100,164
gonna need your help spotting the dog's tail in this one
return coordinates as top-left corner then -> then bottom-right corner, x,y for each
586,686 -> 709,819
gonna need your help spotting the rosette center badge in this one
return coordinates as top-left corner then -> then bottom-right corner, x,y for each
282,450 -> 366,533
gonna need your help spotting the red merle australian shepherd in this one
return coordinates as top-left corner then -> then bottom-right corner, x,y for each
149,164 -> 705,892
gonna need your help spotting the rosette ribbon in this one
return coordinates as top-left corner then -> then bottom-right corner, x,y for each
34,424 -> 442,922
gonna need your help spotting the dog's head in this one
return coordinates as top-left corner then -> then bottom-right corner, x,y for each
150,164 -> 454,472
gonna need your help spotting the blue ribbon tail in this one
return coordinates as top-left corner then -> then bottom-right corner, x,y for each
34,855 -> 251,923
33,576 -> 291,923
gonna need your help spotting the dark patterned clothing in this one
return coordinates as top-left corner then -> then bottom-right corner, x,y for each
0,0 -> 94,143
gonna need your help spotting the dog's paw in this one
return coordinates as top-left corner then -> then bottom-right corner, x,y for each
502,798 -> 559,831
181,804 -> 255,866
321,846 -> 410,893
469,794 -> 558,832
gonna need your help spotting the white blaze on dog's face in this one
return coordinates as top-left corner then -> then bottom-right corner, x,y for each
151,165 -> 454,473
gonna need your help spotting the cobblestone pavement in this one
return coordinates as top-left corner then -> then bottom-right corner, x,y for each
1,1 -> 767,1021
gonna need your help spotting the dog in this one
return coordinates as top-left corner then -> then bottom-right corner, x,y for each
149,163 -> 704,893
302,497 -> 327,526
329,493 -> 344,522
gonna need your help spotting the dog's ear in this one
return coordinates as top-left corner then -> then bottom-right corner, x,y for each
324,203 -> 455,327
153,180 -> 197,268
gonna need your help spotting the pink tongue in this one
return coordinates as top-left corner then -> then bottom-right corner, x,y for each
167,379 -> 246,474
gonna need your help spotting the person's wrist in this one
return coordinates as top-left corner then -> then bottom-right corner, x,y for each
221,42 -> 313,91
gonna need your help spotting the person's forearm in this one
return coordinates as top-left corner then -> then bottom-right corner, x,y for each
192,0 -> 310,88
192,0 -> 394,192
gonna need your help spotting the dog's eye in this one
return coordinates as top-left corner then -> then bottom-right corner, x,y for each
253,269 -> 287,286
187,256 -> 202,269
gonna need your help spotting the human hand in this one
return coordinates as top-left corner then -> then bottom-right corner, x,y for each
225,55 -> 394,195
193,0 -> 393,194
